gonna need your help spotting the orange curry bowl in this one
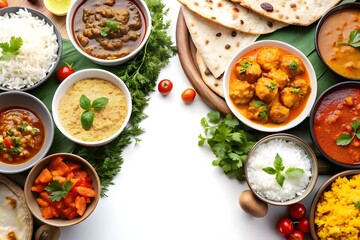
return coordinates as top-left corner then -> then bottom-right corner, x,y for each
310,81 -> 360,169
223,40 -> 317,132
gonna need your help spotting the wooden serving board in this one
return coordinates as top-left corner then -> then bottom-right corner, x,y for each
175,8 -> 341,175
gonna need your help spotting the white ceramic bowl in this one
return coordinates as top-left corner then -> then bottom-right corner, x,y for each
52,68 -> 132,147
0,91 -> 54,173
66,0 -> 152,66
223,40 -> 317,132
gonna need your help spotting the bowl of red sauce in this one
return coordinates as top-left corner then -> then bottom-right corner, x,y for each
310,81 -> 360,168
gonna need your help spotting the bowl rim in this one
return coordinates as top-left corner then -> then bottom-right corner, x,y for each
0,91 -> 54,174
51,68 -> 132,147
245,133 -> 318,206
309,169 -> 360,240
0,6 -> 63,91
309,80 -> 360,168
65,0 -> 152,66
314,2 -> 360,81
223,39 -> 317,132
23,152 -> 101,227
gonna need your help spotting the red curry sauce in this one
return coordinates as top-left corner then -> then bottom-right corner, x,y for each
313,87 -> 360,165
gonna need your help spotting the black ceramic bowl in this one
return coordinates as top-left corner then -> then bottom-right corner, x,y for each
314,2 -> 360,81
309,81 -> 360,169
0,7 -> 62,91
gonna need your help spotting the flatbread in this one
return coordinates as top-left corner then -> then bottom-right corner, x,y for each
182,6 -> 259,78
177,0 -> 288,34
196,51 -> 224,97
230,0 -> 341,26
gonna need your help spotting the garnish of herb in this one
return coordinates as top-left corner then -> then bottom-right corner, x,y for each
262,153 -> 305,187
336,29 -> 360,48
45,180 -> 73,202
266,82 -> 277,91
0,36 -> 23,61
291,88 -> 300,94
336,120 -> 360,146
252,101 -> 269,120
289,60 -> 299,70
198,111 -> 256,181
354,201 -> 360,209
79,95 -> 109,130
100,19 -> 120,37
238,61 -> 252,73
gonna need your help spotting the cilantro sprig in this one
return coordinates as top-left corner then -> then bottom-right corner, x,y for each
198,111 -> 256,181
262,153 -> 304,187
337,29 -> 360,48
336,120 -> 360,146
354,201 -> 360,209
0,36 -> 23,61
101,19 -> 120,37
45,180 -> 73,202
238,61 -> 252,73
80,95 -> 109,130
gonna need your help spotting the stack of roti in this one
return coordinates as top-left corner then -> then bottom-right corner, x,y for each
178,0 -> 342,97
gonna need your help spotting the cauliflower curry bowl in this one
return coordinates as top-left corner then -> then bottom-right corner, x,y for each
223,40 -> 317,132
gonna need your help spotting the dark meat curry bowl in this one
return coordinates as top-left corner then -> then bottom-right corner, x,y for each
66,0 -> 152,66
310,81 -> 360,169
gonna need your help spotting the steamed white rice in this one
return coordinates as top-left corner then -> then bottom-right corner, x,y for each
0,8 -> 59,89
247,138 -> 312,202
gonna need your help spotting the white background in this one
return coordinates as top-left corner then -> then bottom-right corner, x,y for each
60,1 -> 331,239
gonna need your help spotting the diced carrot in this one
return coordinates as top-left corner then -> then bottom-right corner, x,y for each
49,156 -> 71,176
52,176 -> 66,184
66,161 -> 81,171
73,169 -> 88,180
74,186 -> 95,198
40,191 -> 51,203
64,192 -> 77,207
84,197 -> 92,204
41,206 -> 55,219
75,196 -> 87,216
62,207 -> 78,220
69,178 -> 80,187
36,198 -> 49,208
31,184 -> 46,193
66,172 -> 75,180
50,206 -> 61,218
34,168 -> 53,184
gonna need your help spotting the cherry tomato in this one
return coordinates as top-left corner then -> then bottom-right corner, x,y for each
297,217 -> 310,233
158,79 -> 173,96
277,218 -> 294,236
0,0 -> 8,9
181,88 -> 196,104
56,63 -> 75,82
289,203 -> 306,220
3,136 -> 14,149
288,230 -> 304,240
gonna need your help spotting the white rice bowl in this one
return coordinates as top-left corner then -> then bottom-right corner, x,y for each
0,8 -> 59,90
246,138 -> 312,202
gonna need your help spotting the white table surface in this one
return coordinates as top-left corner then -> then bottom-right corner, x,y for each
60,1 -> 331,239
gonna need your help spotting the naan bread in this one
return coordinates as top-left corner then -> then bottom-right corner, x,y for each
196,51 -> 224,97
177,0 -> 287,34
182,6 -> 259,78
230,0 -> 341,26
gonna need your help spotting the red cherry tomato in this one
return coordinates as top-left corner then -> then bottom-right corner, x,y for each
181,88 -> 196,104
56,63 -> 75,82
3,136 -> 14,149
0,0 -> 8,9
277,218 -> 294,236
158,79 -> 173,96
297,217 -> 310,233
289,203 -> 306,220
288,230 -> 304,240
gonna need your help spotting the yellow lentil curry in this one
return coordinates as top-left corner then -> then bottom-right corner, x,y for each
58,79 -> 128,142
315,174 -> 360,240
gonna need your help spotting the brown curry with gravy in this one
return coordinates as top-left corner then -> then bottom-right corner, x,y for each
229,46 -> 311,127
72,0 -> 146,60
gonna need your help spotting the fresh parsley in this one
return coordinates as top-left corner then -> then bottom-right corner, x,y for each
0,36 -> 23,61
266,82 -> 277,91
101,19 -> 120,37
291,88 -> 300,94
336,120 -> 360,146
239,61 -> 252,73
262,153 -> 305,187
198,111 -> 256,181
337,29 -> 360,48
354,201 -> 360,209
79,95 -> 109,130
45,180 -> 73,202
289,60 -> 299,70
252,101 -> 269,120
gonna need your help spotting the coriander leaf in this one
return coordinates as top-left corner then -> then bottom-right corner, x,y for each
45,180 -> 73,202
356,132 -> 360,140
207,111 -> 220,124
352,120 -> 360,132
336,134 -> 353,146
274,153 -> 284,171
291,88 -> 300,94
224,114 -> 239,128
92,97 -> 109,110
101,19 -> 120,37
266,82 -> 277,91
276,172 -> 285,187
337,29 -> 360,48
81,111 -> 94,130
289,60 -> 299,70
253,101 -> 265,108
354,201 -> 360,209
0,36 -> 23,61
262,167 -> 277,175
80,95 -> 91,110
285,168 -> 305,177
239,61 -> 252,73
198,134 -> 206,146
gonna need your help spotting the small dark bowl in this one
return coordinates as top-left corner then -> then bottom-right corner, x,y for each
309,81 -> 360,169
314,2 -> 360,81
309,170 -> 360,240
0,7 -> 62,91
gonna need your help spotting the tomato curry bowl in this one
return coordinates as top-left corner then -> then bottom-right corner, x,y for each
310,81 -> 360,168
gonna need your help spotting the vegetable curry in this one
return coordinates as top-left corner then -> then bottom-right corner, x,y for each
228,46 -> 311,127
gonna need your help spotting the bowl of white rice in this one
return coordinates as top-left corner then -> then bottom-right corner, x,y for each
0,7 -> 62,91
245,133 -> 318,206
